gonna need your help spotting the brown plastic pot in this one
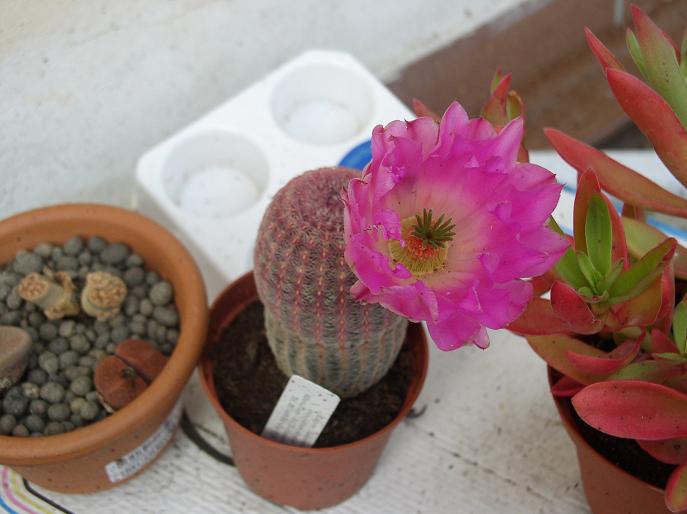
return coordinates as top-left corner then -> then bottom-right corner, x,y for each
548,367 -> 668,514
0,204 -> 208,493
199,271 -> 428,510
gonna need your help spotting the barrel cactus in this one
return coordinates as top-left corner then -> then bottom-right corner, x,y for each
254,167 -> 407,398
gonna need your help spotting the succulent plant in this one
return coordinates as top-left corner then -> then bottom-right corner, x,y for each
18,270 -> 80,320
254,167 -> 407,399
81,271 -> 127,321
509,6 -> 687,512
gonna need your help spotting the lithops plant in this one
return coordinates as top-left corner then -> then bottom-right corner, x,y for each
0,326 -> 33,392
81,271 -> 127,321
254,167 -> 407,398
18,270 -> 79,320
94,338 -> 167,410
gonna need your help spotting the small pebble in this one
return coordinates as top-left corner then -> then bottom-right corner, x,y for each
44,421 -> 65,435
39,322 -> 58,342
1,311 -> 21,325
85,329 -> 96,342
69,334 -> 90,354
64,390 -> 75,403
70,376 -> 92,396
69,414 -> 83,427
38,352 -> 59,374
89,349 -> 106,363
131,286 -> 147,299
105,343 -> 116,353
25,415 -> 45,433
145,271 -> 160,285
27,368 -> 48,386
146,319 -> 158,338
59,350 -> 80,369
123,297 -> 139,317
78,356 -> 95,368
33,243 -> 53,258
21,382 -> 40,400
93,321 -> 109,335
0,283 -> 10,301
111,326 -> 130,343
63,366 -> 88,382
94,333 -> 110,349
29,399 -> 48,416
6,288 -> 23,310
166,329 -> 179,344
88,236 -> 107,253
50,247 -> 63,262
130,321 -> 145,336
161,343 -> 173,355
25,327 -> 39,342
153,306 -> 178,327
126,254 -> 144,267
63,236 -> 83,256
70,397 -> 87,414
0,271 -> 20,286
12,424 -> 29,437
3,387 -> 28,416
0,415 -> 16,434
149,281 -> 173,306
58,320 -> 76,338
48,403 -> 70,422
77,252 -> 92,266
85,391 -> 99,402
109,314 -> 126,328
101,243 -> 129,264
63,421 -> 74,431
40,382 -> 65,403
155,325 -> 167,343
28,312 -> 44,327
139,299 -> 153,317
75,323 -> 87,334
80,401 -> 99,421
13,251 -> 43,275
57,256 -> 78,271
123,267 -> 145,287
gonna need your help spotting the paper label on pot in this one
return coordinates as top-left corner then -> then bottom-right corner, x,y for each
262,375 -> 340,447
105,401 -> 183,483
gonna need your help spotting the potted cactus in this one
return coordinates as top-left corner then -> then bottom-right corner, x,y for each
199,78 -> 567,508
509,5 -> 687,513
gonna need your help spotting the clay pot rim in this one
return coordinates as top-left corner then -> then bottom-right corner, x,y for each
546,365 -> 665,495
199,271 -> 429,455
0,204 -> 208,463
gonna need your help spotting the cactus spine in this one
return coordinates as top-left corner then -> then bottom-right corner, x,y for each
254,167 -> 407,398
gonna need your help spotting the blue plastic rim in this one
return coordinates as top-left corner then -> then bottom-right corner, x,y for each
338,140 -> 371,171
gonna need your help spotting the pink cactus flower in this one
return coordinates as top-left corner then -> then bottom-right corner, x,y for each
343,102 -> 567,350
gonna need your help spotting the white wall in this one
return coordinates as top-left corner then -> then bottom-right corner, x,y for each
0,0 -> 530,218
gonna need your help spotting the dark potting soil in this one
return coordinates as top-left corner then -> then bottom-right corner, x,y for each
566,398 -> 675,489
211,301 -> 414,448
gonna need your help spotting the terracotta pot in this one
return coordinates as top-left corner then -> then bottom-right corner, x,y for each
0,204 -> 208,493
199,271 -> 428,510
548,367 -> 668,514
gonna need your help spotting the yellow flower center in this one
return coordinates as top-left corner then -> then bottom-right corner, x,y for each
388,210 -> 454,277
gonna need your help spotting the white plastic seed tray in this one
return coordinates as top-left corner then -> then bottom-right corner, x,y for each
135,50 -> 412,300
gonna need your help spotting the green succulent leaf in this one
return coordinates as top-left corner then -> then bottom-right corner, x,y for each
653,352 -> 687,363
601,260 -> 624,291
675,302 -> 687,355
608,238 -> 676,304
577,252 -> 603,292
633,9 -> 687,129
682,27 -> 687,77
585,194 -> 613,276
627,29 -> 649,79
548,217 -> 587,288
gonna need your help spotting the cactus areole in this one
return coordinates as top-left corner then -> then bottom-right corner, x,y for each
254,167 -> 407,398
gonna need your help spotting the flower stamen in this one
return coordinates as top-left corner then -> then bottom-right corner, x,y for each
388,210 -> 454,277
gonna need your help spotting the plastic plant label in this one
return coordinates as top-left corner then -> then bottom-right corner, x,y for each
262,374 -> 340,447
105,401 -> 183,483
